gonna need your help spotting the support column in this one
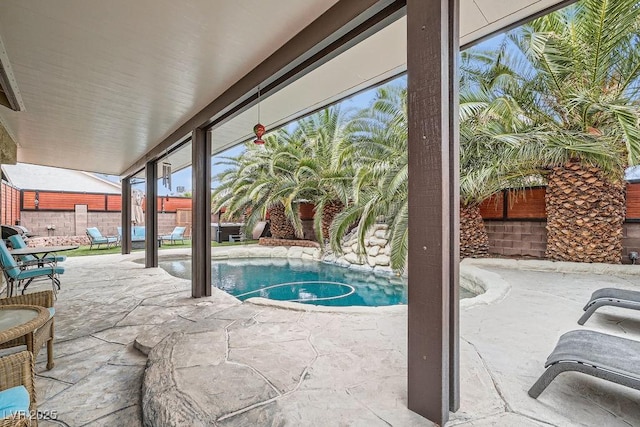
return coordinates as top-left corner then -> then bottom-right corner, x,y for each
191,128 -> 211,298
121,177 -> 132,254
145,161 -> 158,268
448,0 -> 461,412
406,0 -> 459,425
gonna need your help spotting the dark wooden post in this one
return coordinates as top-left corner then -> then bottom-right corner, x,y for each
407,0 -> 459,424
448,0 -> 460,412
145,161 -> 158,268
191,128 -> 211,297
121,177 -> 132,254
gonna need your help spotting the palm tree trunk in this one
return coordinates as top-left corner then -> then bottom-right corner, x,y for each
460,204 -> 489,258
267,203 -> 296,239
321,200 -> 344,240
545,162 -> 625,263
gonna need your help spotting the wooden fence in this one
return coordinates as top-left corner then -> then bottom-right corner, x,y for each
479,183 -> 640,221
21,190 -> 192,213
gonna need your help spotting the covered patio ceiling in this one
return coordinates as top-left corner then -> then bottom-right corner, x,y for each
0,0 -> 570,176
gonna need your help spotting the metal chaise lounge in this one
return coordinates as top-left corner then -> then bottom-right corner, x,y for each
578,287 -> 640,325
86,227 -> 119,249
160,226 -> 187,245
528,330 -> 640,398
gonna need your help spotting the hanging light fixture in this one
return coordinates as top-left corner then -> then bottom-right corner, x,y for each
253,86 -> 265,145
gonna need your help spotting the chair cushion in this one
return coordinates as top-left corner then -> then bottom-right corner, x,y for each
86,228 -> 102,239
0,385 -> 30,419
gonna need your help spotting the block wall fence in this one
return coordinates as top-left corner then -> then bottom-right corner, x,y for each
479,183 -> 640,263
0,184 -> 193,237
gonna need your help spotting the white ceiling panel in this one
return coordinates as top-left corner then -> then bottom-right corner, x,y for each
0,0 -> 569,175
462,0 -> 570,45
0,0 -> 339,174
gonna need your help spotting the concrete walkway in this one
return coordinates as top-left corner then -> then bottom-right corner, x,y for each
20,249 -> 640,426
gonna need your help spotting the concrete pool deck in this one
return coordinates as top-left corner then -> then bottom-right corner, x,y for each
18,247 -> 640,426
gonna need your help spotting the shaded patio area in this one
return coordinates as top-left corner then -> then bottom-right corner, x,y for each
23,249 -> 640,426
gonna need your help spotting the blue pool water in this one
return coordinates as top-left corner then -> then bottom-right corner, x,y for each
159,257 -> 476,307
160,257 -> 410,307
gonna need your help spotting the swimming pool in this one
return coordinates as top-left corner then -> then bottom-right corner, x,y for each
159,257 -> 476,307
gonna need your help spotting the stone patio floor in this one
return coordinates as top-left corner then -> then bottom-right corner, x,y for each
16,247 -> 640,426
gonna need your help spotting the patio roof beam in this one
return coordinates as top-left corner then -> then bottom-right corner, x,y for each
406,0 -> 459,424
145,160 -> 158,268
120,0 -> 406,177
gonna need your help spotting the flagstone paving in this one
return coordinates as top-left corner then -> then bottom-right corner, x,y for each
15,248 -> 640,426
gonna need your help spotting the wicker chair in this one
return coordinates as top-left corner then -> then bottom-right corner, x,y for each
0,291 -> 54,371
0,351 -> 36,427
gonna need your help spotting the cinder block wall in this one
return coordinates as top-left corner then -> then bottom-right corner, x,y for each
21,211 -> 77,236
623,223 -> 640,263
484,221 -> 547,258
485,220 -> 640,263
20,211 -> 178,237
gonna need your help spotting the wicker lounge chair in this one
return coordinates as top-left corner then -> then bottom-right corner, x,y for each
0,291 -> 55,371
0,241 -> 64,298
528,330 -> 640,398
0,351 -> 36,427
160,226 -> 187,245
578,287 -> 640,325
85,227 -> 118,249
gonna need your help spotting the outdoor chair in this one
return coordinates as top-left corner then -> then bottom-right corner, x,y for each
160,226 -> 187,245
7,236 -> 66,265
85,227 -> 118,249
0,351 -> 36,427
0,240 -> 64,297
528,330 -> 640,398
578,287 -> 640,325
0,291 -> 55,371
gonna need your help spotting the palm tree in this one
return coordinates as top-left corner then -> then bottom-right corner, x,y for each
288,107 -> 354,242
212,107 -> 355,241
330,85 -> 409,270
212,134 -> 299,239
489,0 -> 640,263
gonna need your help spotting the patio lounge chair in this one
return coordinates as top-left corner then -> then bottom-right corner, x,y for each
0,351 -> 36,427
160,226 -> 187,245
578,287 -> 640,325
0,240 -> 64,297
7,235 -> 66,265
0,291 -> 55,370
85,227 -> 118,249
528,330 -> 640,398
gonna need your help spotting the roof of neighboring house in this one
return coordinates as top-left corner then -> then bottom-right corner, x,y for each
626,166 -> 640,183
1,163 -> 121,194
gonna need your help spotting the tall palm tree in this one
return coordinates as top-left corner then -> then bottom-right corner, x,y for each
490,0 -> 640,263
212,133 -> 299,239
212,107 -> 355,241
289,106 -> 354,242
329,82 -> 537,270
330,85 -> 409,270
